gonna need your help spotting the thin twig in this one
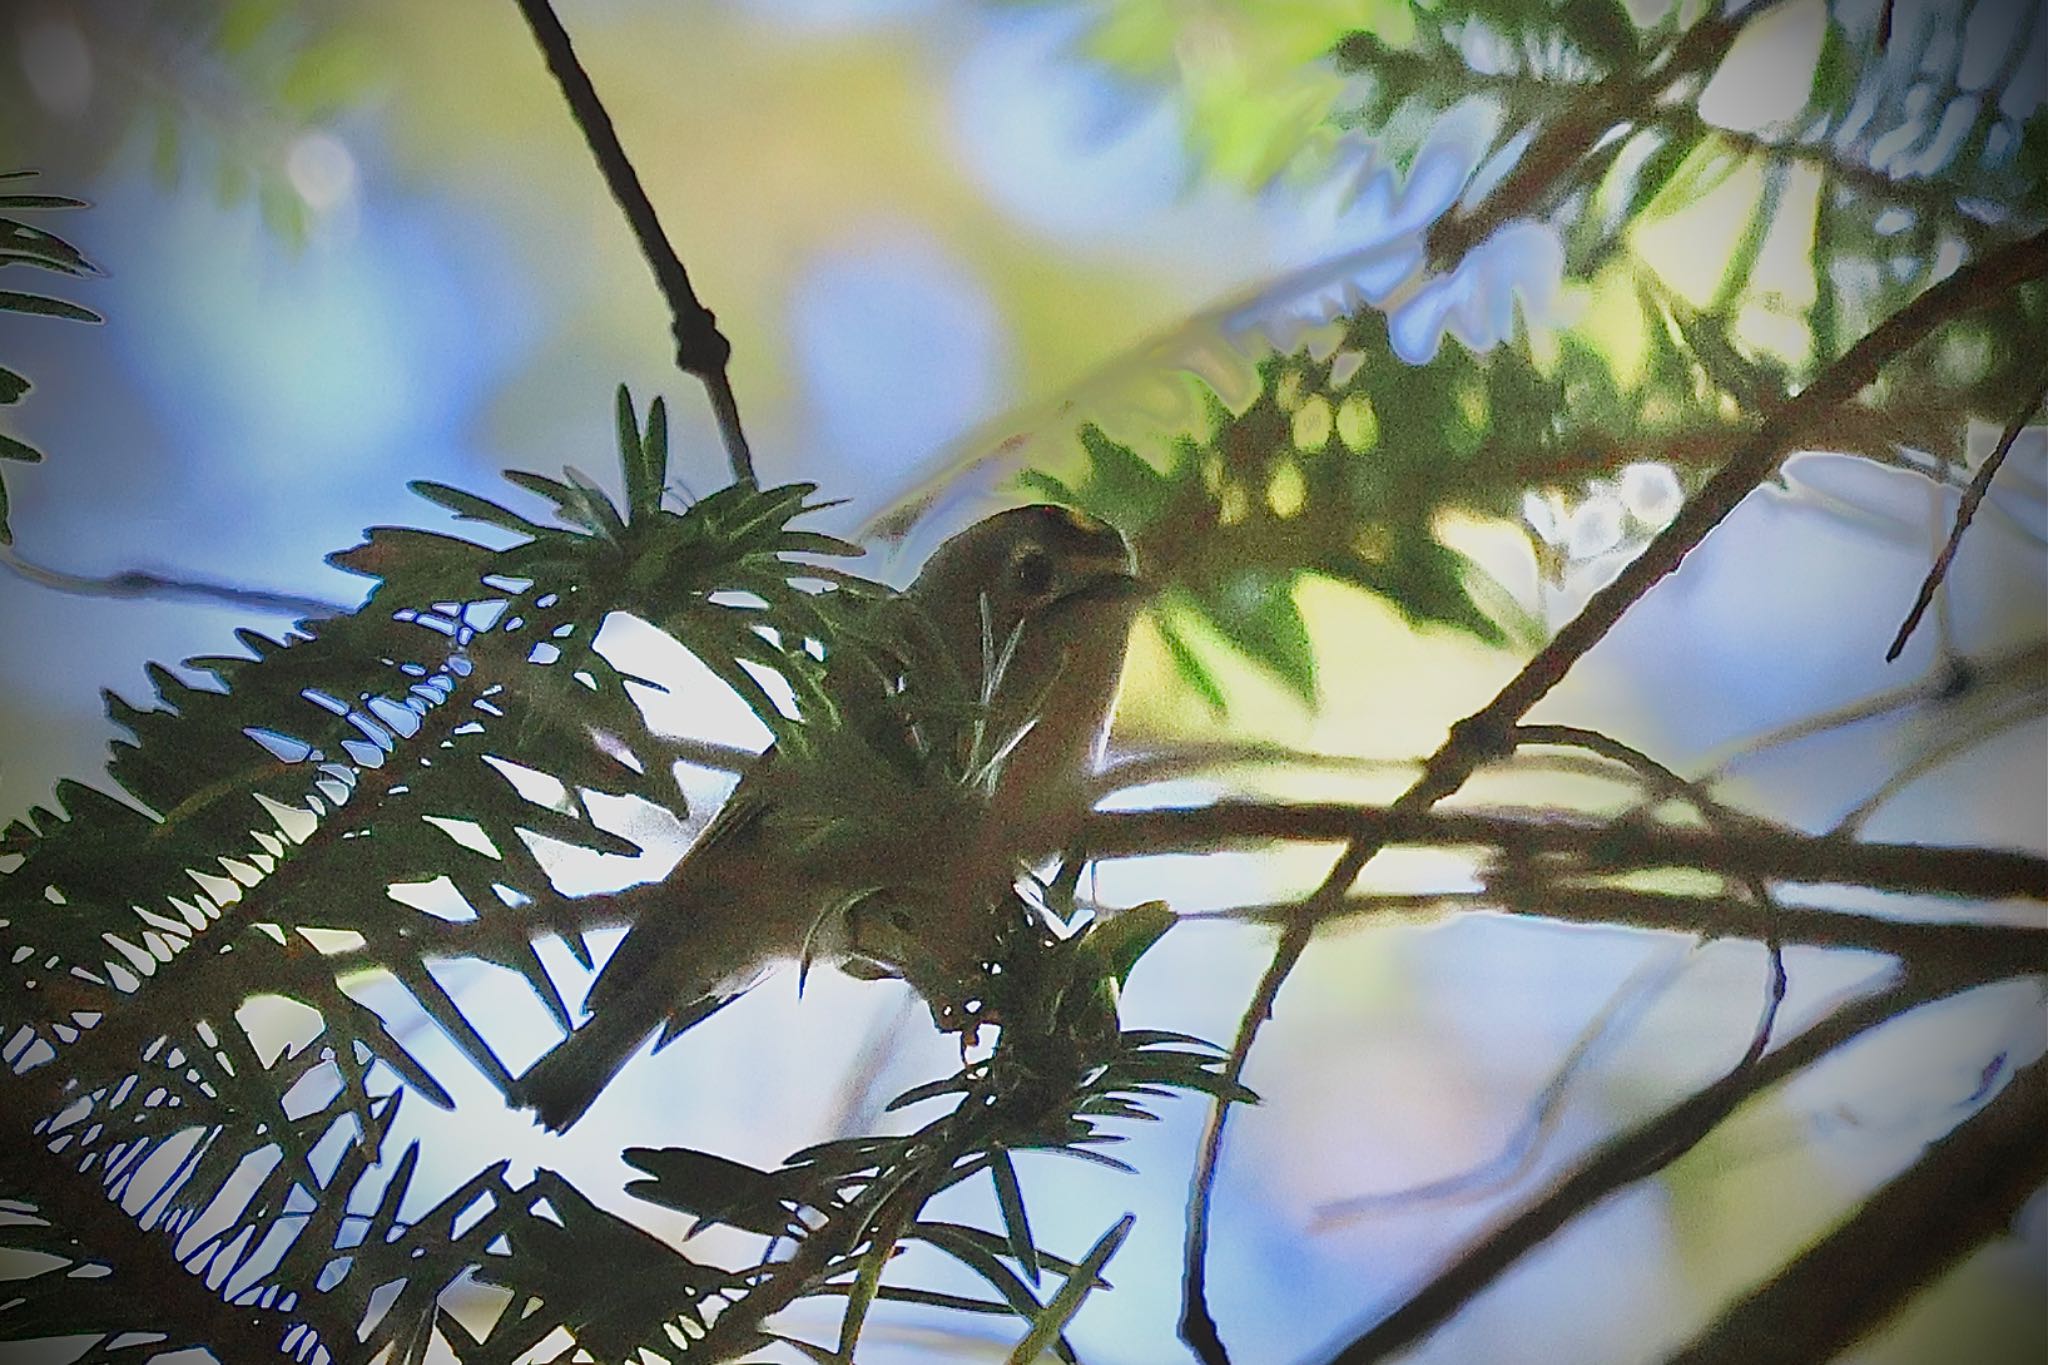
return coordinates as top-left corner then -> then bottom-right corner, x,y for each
1180,838 -> 1369,1364
1313,943 -> 1694,1225
0,545 -> 353,618
1696,640 -> 2048,782
1510,725 -> 1788,1076
511,0 -> 757,485
1177,224 -> 2048,1360
1885,363 -> 2048,661
1834,688 -> 2048,835
1319,969 -> 1965,1364
1662,1050 -> 2048,1365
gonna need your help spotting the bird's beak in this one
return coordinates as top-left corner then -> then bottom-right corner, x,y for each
1057,568 -> 1153,607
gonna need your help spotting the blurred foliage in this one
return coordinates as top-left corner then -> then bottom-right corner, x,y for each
0,0 -> 378,243
1066,0 -> 1420,185
0,171 -> 101,544
978,0 -> 2046,708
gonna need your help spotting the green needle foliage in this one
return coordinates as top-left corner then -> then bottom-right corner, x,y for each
0,385 -> 1227,1362
0,389 -> 885,1359
621,896 -> 1239,1364
0,170 -> 101,544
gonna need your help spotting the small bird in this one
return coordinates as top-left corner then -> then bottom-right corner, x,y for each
509,504 -> 1144,1132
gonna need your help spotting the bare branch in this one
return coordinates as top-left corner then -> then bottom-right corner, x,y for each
1885,363 -> 2048,661
1319,970 -> 1966,1364
1180,222 -> 2048,1358
0,545 -> 353,618
1194,885 -> 2047,982
511,0 -> 757,485
1085,802 -> 2048,903
1662,1050 -> 2048,1365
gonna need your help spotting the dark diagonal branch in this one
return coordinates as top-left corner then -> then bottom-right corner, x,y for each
1178,224 -> 2048,1361
1885,362 -> 2048,661
1428,0 -> 1790,266
1320,969 -> 1967,1364
512,0 -> 757,485
1663,1049 -> 2048,1365
1414,226 -> 2048,813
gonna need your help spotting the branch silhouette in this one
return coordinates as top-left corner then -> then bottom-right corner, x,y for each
1320,968 -> 1968,1363
1663,1049 -> 2048,1365
512,0 -> 757,485
1179,220 -> 2048,1360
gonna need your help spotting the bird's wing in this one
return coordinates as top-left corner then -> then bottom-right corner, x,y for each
579,748 -> 781,1017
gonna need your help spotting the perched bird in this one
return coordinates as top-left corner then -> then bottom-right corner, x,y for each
509,504 -> 1144,1132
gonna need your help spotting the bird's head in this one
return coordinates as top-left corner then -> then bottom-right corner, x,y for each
906,503 -> 1146,668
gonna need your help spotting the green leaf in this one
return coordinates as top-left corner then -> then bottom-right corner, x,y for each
0,430 -> 42,462
767,1334 -> 839,1365
567,465 -> 629,540
279,33 -> 378,118
258,176 -> 308,243
0,366 -> 27,403
836,1213 -> 902,1359
913,1223 -> 1078,1364
1078,901 -> 1177,991
0,194 -> 88,210
1624,128 -> 1703,225
1189,570 -> 1317,703
639,395 -> 669,519
0,290 -> 100,323
1156,610 -> 1226,714
621,1146 -> 793,1236
1004,1215 -> 1133,1365
1808,18 -> 1856,118
2017,107 -> 2048,199
0,218 -> 100,275
885,1073 -> 972,1112
615,384 -> 656,522
409,480 -> 550,537
989,1146 -> 1040,1285
152,116 -> 181,186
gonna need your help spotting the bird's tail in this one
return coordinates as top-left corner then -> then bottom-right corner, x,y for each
507,1005 -> 660,1134
507,989 -> 744,1133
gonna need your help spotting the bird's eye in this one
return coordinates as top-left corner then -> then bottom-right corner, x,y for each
1010,548 -> 1055,596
